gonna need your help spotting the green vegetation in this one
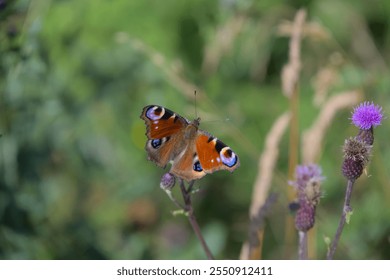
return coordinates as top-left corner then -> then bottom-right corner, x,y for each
1,0 -> 389,259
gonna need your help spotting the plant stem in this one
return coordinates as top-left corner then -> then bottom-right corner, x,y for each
327,179 -> 355,259
284,8 -> 305,254
298,231 -> 308,259
179,180 -> 214,260
164,189 -> 185,210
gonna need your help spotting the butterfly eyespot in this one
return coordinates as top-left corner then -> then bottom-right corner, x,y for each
193,161 -> 203,172
220,147 -> 238,167
149,137 -> 169,149
146,106 -> 165,121
151,139 -> 162,149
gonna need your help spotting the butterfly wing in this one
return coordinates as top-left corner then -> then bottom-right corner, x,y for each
169,138 -> 207,181
195,130 -> 240,174
140,105 -> 188,168
170,130 -> 239,181
141,105 -> 188,139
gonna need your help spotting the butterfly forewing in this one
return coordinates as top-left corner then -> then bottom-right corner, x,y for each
141,105 -> 187,139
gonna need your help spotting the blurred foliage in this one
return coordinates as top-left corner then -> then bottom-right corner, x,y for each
0,0 -> 389,259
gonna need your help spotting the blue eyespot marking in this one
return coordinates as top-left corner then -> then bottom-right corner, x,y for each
220,148 -> 238,167
193,161 -> 203,172
146,106 -> 164,121
149,137 -> 169,149
151,139 -> 162,149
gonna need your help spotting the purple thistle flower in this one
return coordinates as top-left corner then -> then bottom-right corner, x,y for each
351,101 -> 383,130
289,164 -> 324,190
290,164 -> 325,232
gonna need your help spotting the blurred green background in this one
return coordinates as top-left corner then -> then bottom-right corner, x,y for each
1,0 -> 389,259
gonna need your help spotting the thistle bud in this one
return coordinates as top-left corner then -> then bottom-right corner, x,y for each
289,164 -> 324,232
342,157 -> 364,181
356,127 -> 374,146
342,137 -> 371,165
160,173 -> 176,191
295,200 -> 316,232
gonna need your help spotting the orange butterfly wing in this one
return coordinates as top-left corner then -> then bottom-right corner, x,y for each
141,105 -> 187,139
196,132 -> 239,174
140,105 -> 188,168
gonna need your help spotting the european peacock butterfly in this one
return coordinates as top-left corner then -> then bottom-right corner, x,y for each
140,105 -> 240,181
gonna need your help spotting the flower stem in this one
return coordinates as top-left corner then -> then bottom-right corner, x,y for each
298,231 -> 308,259
179,180 -> 214,260
327,179 -> 355,259
164,189 -> 185,210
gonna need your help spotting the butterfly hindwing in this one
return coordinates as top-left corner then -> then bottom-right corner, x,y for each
170,140 -> 207,181
196,132 -> 239,174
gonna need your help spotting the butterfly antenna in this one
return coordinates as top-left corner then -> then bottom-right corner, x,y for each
194,90 -> 198,118
202,117 -> 231,124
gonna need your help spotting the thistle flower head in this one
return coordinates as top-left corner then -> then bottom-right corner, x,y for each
351,101 -> 383,130
160,173 -> 176,191
289,164 -> 324,190
290,164 -> 325,232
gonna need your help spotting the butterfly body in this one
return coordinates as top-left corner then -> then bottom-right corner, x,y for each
140,105 -> 239,181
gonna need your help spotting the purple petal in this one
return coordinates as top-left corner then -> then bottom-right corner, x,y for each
351,101 -> 383,129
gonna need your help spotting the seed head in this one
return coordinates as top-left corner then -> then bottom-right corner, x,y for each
343,137 -> 371,166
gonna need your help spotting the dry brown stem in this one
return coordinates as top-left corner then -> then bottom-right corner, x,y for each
281,9 -> 307,258
281,9 -> 306,98
277,20 -> 330,42
240,112 -> 291,260
250,112 -> 291,217
312,66 -> 339,106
